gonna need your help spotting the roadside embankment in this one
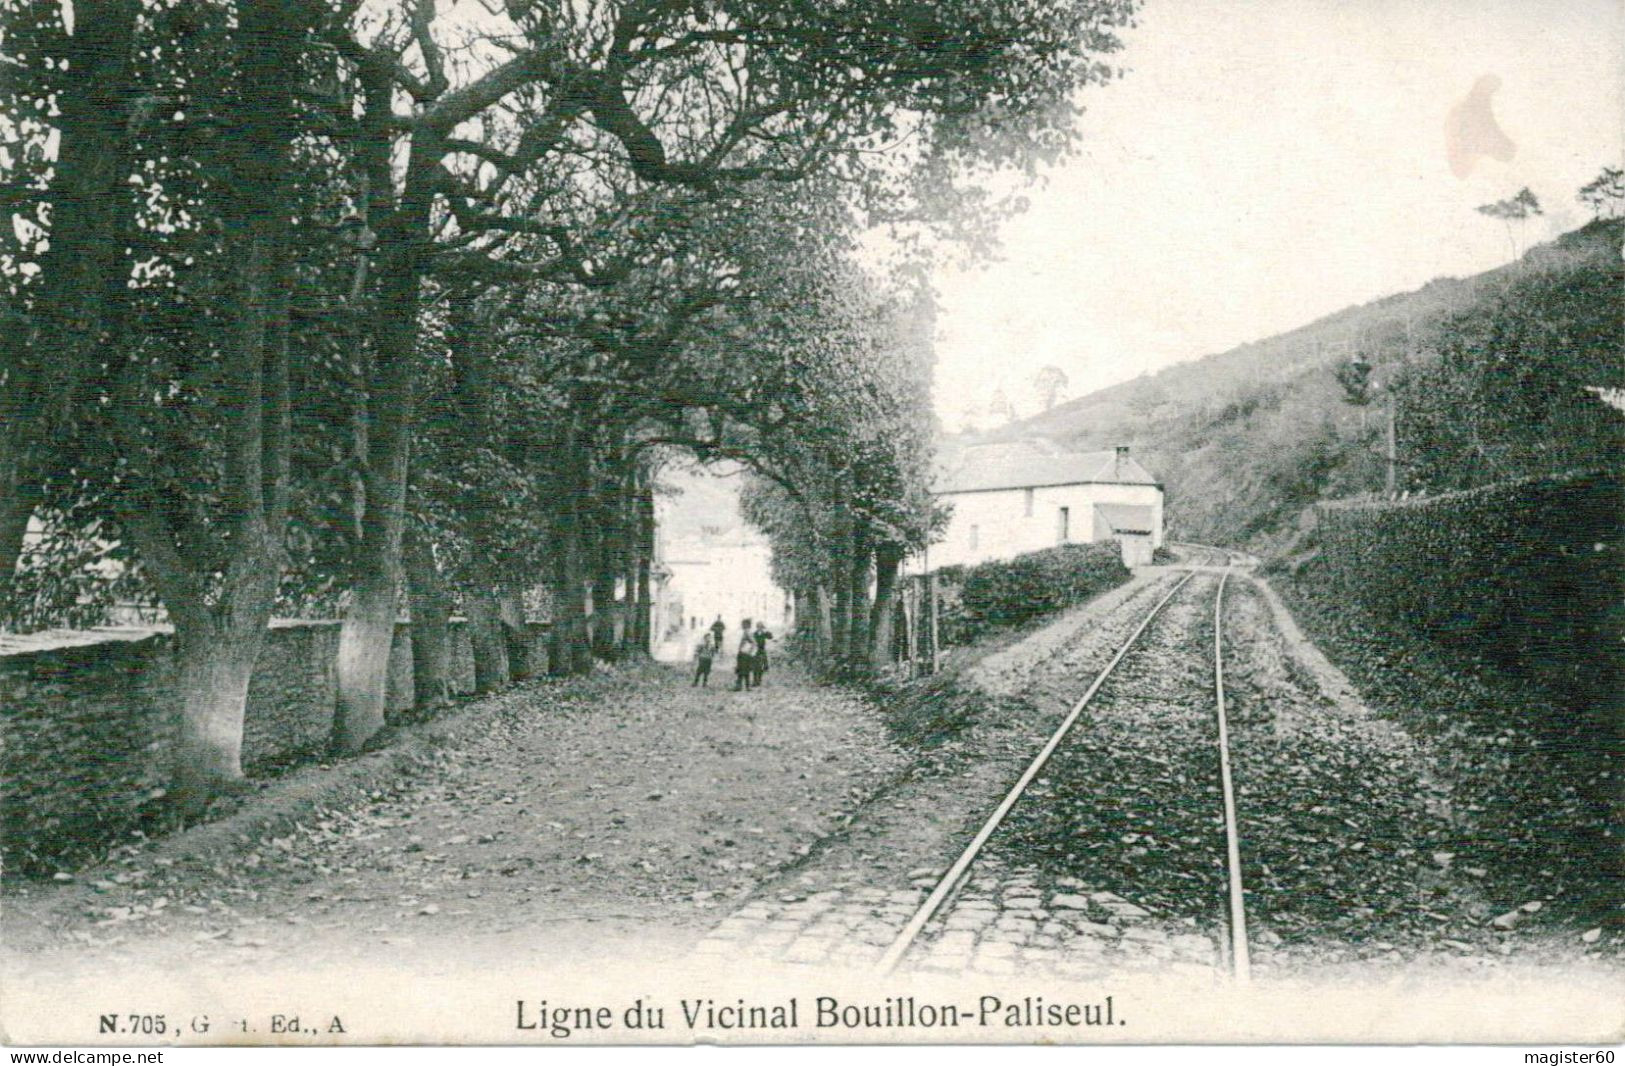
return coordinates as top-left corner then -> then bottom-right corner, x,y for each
1273,566 -> 1621,934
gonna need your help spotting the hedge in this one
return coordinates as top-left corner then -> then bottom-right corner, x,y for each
1314,469 -> 1621,718
938,542 -> 1131,645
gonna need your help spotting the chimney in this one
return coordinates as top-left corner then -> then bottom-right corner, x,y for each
1114,445 -> 1129,476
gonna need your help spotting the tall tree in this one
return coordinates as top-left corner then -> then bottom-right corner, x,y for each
5,0 -> 1140,803
96,0 -> 317,806
1577,166 -> 1625,221
0,0 -> 142,601
1476,186 -> 1543,261
319,0 -> 1136,746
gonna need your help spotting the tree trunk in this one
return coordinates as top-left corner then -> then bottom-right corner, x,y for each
632,484 -> 654,655
333,566 -> 397,752
115,0 -> 298,804
167,624 -> 263,812
790,588 -> 811,651
567,571 -> 591,676
789,588 -> 806,649
869,540 -> 904,671
464,582 -> 511,693
633,560 -> 651,655
622,546 -> 641,657
332,127 -> 438,750
446,283 -> 520,682
0,0 -> 141,599
901,579 -> 917,676
331,416 -> 409,750
618,471 -> 639,657
815,585 -> 833,653
117,502 -> 280,813
547,433 -> 593,676
928,571 -> 941,674
404,530 -> 452,714
590,562 -> 620,661
827,499 -> 852,669
846,522 -> 873,672
831,579 -> 850,669
1385,395 -> 1398,496
498,589 -> 530,679
549,525 -> 591,675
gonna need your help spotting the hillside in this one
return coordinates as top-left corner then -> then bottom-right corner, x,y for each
973,219 -> 1624,551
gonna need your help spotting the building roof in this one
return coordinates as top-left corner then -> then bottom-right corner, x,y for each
1094,502 -> 1156,535
934,439 -> 1159,494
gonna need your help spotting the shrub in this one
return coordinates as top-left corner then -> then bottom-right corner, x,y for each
941,542 -> 1129,643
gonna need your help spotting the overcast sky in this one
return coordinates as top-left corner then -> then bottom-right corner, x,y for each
929,0 -> 1623,425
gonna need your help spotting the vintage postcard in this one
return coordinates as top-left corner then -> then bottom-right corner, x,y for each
1,0 -> 1620,1053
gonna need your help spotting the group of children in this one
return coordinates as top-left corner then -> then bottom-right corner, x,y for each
692,615 -> 774,690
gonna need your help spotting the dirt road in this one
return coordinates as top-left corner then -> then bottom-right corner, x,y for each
3,662 -> 906,980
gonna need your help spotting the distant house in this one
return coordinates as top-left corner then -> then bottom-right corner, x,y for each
653,525 -> 792,661
922,439 -> 1164,569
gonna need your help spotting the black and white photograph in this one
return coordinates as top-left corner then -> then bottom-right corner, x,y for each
1,0 -> 1620,1052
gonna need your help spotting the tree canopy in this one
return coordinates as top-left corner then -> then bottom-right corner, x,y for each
2,0 -> 1139,802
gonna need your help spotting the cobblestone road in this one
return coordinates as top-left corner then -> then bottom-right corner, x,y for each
693,859 -> 1219,979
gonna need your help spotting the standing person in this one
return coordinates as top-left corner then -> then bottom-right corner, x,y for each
709,615 -> 726,655
692,632 -> 716,687
751,621 -> 775,688
733,618 -> 755,691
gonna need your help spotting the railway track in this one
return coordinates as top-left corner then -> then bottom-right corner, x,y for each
1168,540 -> 1245,568
876,559 -> 1254,978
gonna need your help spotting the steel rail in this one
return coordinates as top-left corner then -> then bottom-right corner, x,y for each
1168,540 -> 1233,568
1212,570 -> 1251,980
874,570 -> 1199,975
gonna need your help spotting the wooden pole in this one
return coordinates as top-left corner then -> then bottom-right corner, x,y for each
1385,396 -> 1397,497
902,577 -> 917,678
929,571 -> 941,674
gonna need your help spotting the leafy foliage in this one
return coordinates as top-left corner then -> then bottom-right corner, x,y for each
1577,166 -> 1625,220
941,541 -> 1128,642
1476,187 -> 1544,260
3,0 -> 1146,795
1333,356 -> 1373,406
737,267 -> 945,670
1313,470 -> 1622,718
1392,234 -> 1625,490
1033,364 -> 1069,411
3,512 -> 151,632
5,0 -> 1143,641
1475,186 -> 1542,223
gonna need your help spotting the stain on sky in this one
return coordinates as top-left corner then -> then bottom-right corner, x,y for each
1445,74 -> 1517,178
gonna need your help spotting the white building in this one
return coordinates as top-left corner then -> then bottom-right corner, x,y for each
923,439 -> 1164,569
654,525 -> 792,662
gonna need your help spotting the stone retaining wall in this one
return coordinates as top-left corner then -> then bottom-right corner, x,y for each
0,618 -> 547,873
